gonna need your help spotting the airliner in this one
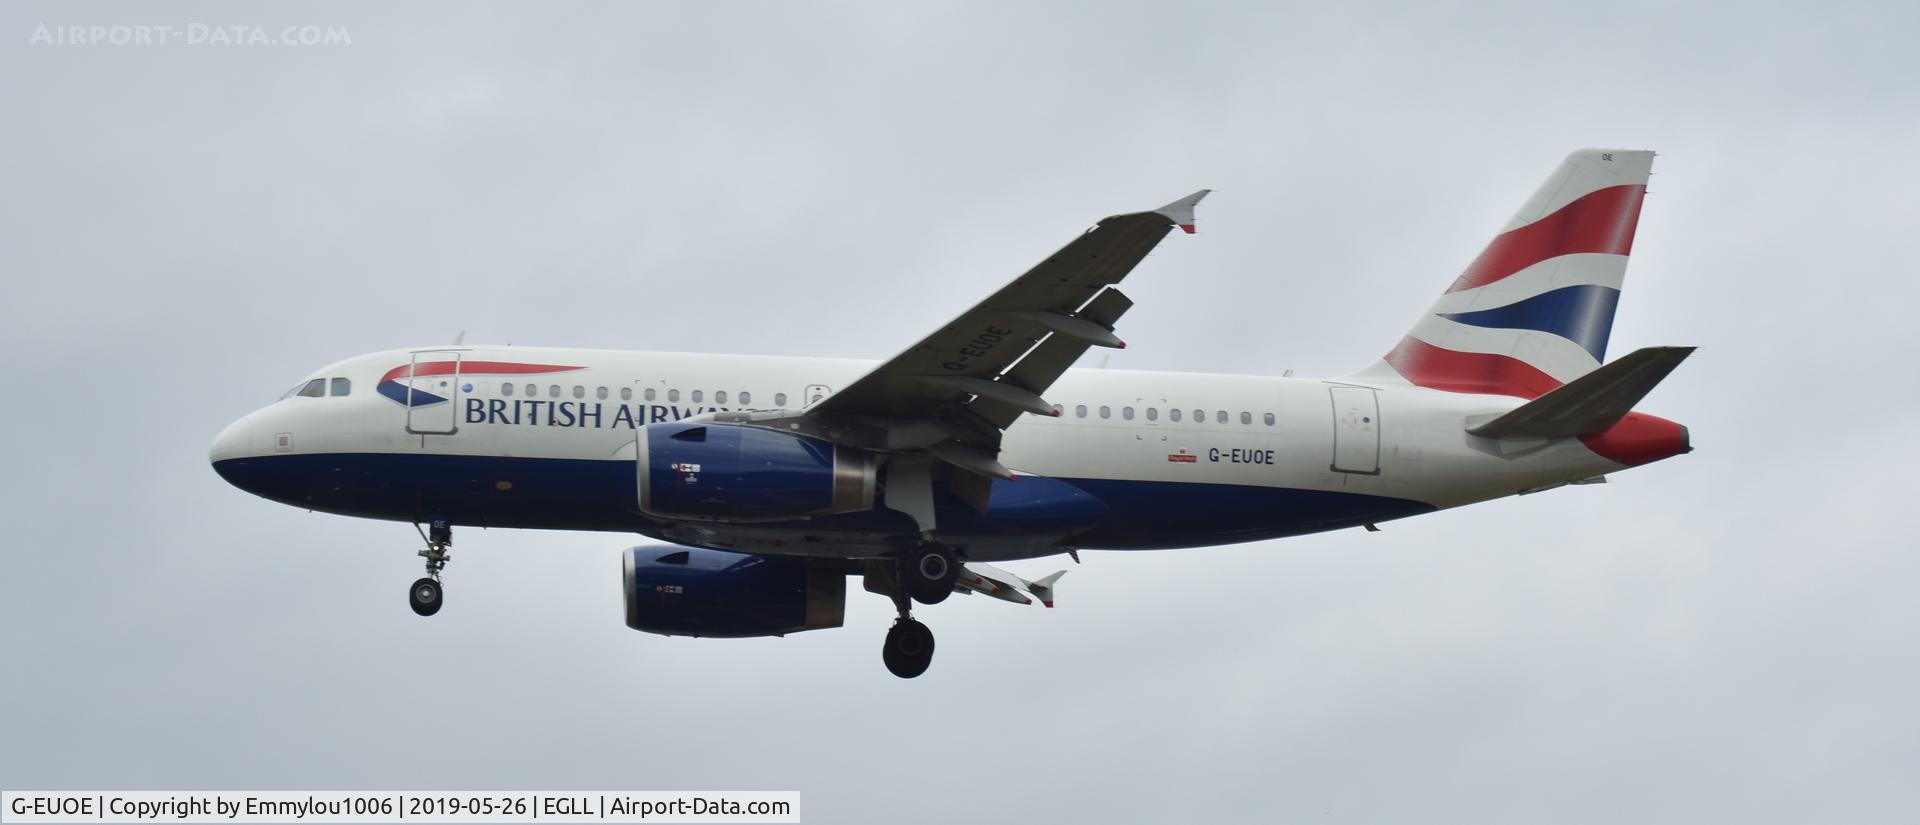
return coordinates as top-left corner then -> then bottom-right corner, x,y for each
211,149 -> 1692,678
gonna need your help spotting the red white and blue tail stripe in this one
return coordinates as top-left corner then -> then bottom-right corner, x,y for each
1369,149 -> 1654,399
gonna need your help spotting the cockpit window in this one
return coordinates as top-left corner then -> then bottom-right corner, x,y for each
296,379 -> 326,398
330,377 -> 351,397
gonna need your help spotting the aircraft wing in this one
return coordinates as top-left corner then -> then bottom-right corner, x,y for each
807,190 -> 1209,459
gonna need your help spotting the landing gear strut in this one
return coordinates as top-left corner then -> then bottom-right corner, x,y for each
409,519 -> 451,617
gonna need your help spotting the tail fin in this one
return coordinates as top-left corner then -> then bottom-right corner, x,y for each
1366,149 -> 1655,399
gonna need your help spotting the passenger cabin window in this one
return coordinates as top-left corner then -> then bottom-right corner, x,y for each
668,389 -> 680,402
715,391 -> 728,404
297,379 -> 325,398
1193,409 -> 1205,423
774,392 -> 788,407
739,391 -> 752,405
1170,408 -> 1182,422
1241,411 -> 1252,425
548,385 -> 560,398
524,383 -> 535,397
1146,407 -> 1158,421
1099,406 -> 1111,419
643,388 -> 655,401
1216,410 -> 1228,424
572,385 -> 585,399
1076,405 -> 1088,418
621,387 -> 632,401
691,390 -> 704,403
502,383 -> 514,397
1122,407 -> 1134,420
1264,412 -> 1276,426
596,387 -> 608,400
330,378 -> 351,397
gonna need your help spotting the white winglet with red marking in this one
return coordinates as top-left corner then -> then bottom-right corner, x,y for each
1153,189 -> 1212,234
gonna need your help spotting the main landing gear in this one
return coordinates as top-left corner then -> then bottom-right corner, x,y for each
883,590 -> 936,679
409,519 -> 451,617
881,541 -> 957,679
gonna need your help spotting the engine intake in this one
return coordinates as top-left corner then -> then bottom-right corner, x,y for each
636,422 -> 876,523
623,546 -> 846,638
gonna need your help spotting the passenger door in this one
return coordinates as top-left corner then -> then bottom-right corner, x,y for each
404,350 -> 463,435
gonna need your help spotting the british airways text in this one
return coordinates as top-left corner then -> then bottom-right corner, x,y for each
464,399 -> 730,429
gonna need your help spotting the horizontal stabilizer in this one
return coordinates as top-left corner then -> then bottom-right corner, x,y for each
956,563 -> 1032,605
956,564 -> 1067,607
1028,570 -> 1066,608
1467,346 -> 1694,440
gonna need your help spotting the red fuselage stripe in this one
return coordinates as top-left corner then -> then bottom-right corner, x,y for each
379,361 -> 584,384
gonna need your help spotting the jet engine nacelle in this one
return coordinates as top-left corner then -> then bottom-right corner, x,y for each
623,546 -> 846,638
636,422 -> 876,523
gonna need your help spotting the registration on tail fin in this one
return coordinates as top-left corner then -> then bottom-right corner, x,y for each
1371,149 -> 1656,398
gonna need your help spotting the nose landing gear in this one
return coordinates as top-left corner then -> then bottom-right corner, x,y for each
409,519 -> 452,617
408,577 -> 443,616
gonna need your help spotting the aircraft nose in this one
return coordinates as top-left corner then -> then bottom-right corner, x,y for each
210,416 -> 251,466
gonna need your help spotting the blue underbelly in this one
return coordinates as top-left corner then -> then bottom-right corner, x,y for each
211,453 -> 1433,548
1062,477 -> 1432,548
213,453 -> 645,532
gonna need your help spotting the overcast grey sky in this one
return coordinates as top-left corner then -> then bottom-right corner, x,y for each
3,1 -> 1918,822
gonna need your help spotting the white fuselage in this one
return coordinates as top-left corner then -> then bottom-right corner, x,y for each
210,345 -> 1646,562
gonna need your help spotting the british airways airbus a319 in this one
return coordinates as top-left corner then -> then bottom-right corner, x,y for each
212,149 -> 1692,678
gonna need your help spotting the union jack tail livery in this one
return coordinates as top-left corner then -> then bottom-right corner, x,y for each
1374,149 -> 1654,399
